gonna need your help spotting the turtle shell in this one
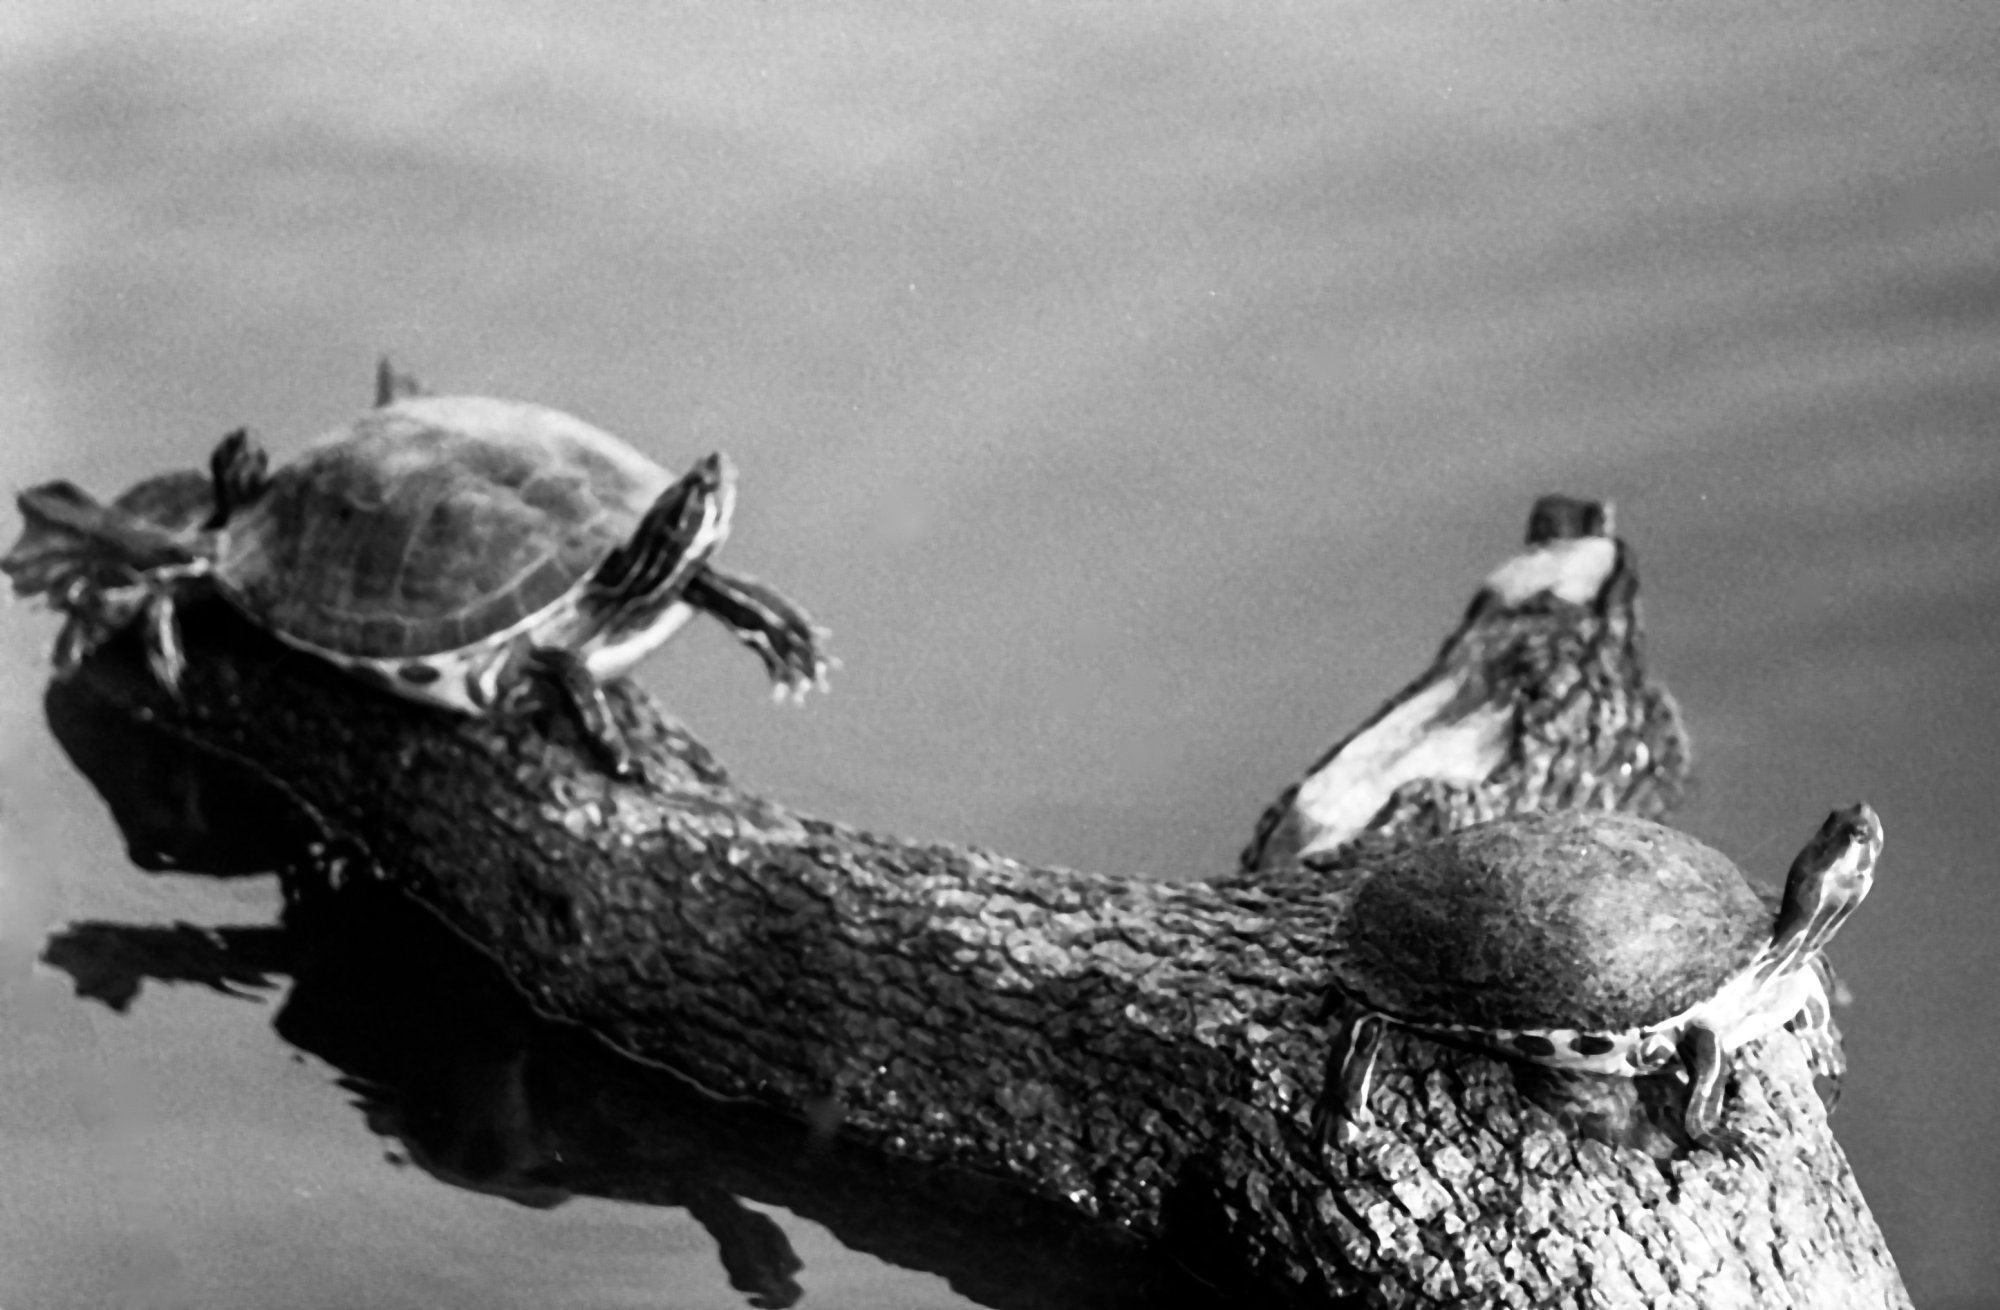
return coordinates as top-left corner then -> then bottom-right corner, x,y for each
215,396 -> 677,659
1335,811 -> 1772,1035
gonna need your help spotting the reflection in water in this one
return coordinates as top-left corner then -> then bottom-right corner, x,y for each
46,904 -> 807,1310
37,669 -> 1221,1310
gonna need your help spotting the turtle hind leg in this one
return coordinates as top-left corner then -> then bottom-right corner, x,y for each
519,646 -> 634,778
1312,1005 -> 1385,1148
205,429 -> 271,528
684,567 -> 831,699
589,454 -> 736,609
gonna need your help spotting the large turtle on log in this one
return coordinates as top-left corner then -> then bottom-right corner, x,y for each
4,363 -> 830,774
1319,805 -> 1883,1155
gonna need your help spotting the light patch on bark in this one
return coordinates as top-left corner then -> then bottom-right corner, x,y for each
1482,536 -> 1617,607
1290,676 -> 1512,860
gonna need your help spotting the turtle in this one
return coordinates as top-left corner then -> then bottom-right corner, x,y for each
5,362 -> 831,775
1316,804 -> 1883,1156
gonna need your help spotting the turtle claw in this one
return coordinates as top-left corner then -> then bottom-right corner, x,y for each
767,657 -> 834,706
1701,1125 -> 1769,1169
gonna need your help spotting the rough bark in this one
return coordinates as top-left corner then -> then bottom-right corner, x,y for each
27,502 -> 1907,1308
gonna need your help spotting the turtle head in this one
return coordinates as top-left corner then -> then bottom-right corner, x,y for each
1765,804 -> 1883,979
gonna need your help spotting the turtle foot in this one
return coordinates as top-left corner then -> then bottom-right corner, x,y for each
685,568 -> 833,700
1696,1124 -> 1769,1169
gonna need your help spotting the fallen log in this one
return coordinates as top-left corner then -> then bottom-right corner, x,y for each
20,495 -> 1908,1307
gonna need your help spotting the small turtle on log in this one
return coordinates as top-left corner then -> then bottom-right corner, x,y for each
4,363 -> 830,774
1319,805 -> 1883,1155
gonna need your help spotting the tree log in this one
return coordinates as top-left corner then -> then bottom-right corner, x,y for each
27,498 -> 1908,1308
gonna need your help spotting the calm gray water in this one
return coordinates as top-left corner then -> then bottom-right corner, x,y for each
4,2 -> 1998,1305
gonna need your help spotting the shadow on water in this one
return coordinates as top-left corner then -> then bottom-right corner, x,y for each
37,668 -> 1229,1310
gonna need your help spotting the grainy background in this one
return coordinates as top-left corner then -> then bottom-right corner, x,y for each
3,2 -> 1996,1306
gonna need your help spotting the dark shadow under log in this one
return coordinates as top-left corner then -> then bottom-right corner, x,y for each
25,502 -> 1908,1308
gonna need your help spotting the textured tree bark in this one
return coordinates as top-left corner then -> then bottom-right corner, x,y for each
32,501 -> 1907,1308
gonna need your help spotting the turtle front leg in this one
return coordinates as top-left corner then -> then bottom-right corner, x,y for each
519,646 -> 634,778
50,573 -> 190,692
1787,956 -> 1848,1111
684,567 -> 831,700
1677,1023 -> 1764,1164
